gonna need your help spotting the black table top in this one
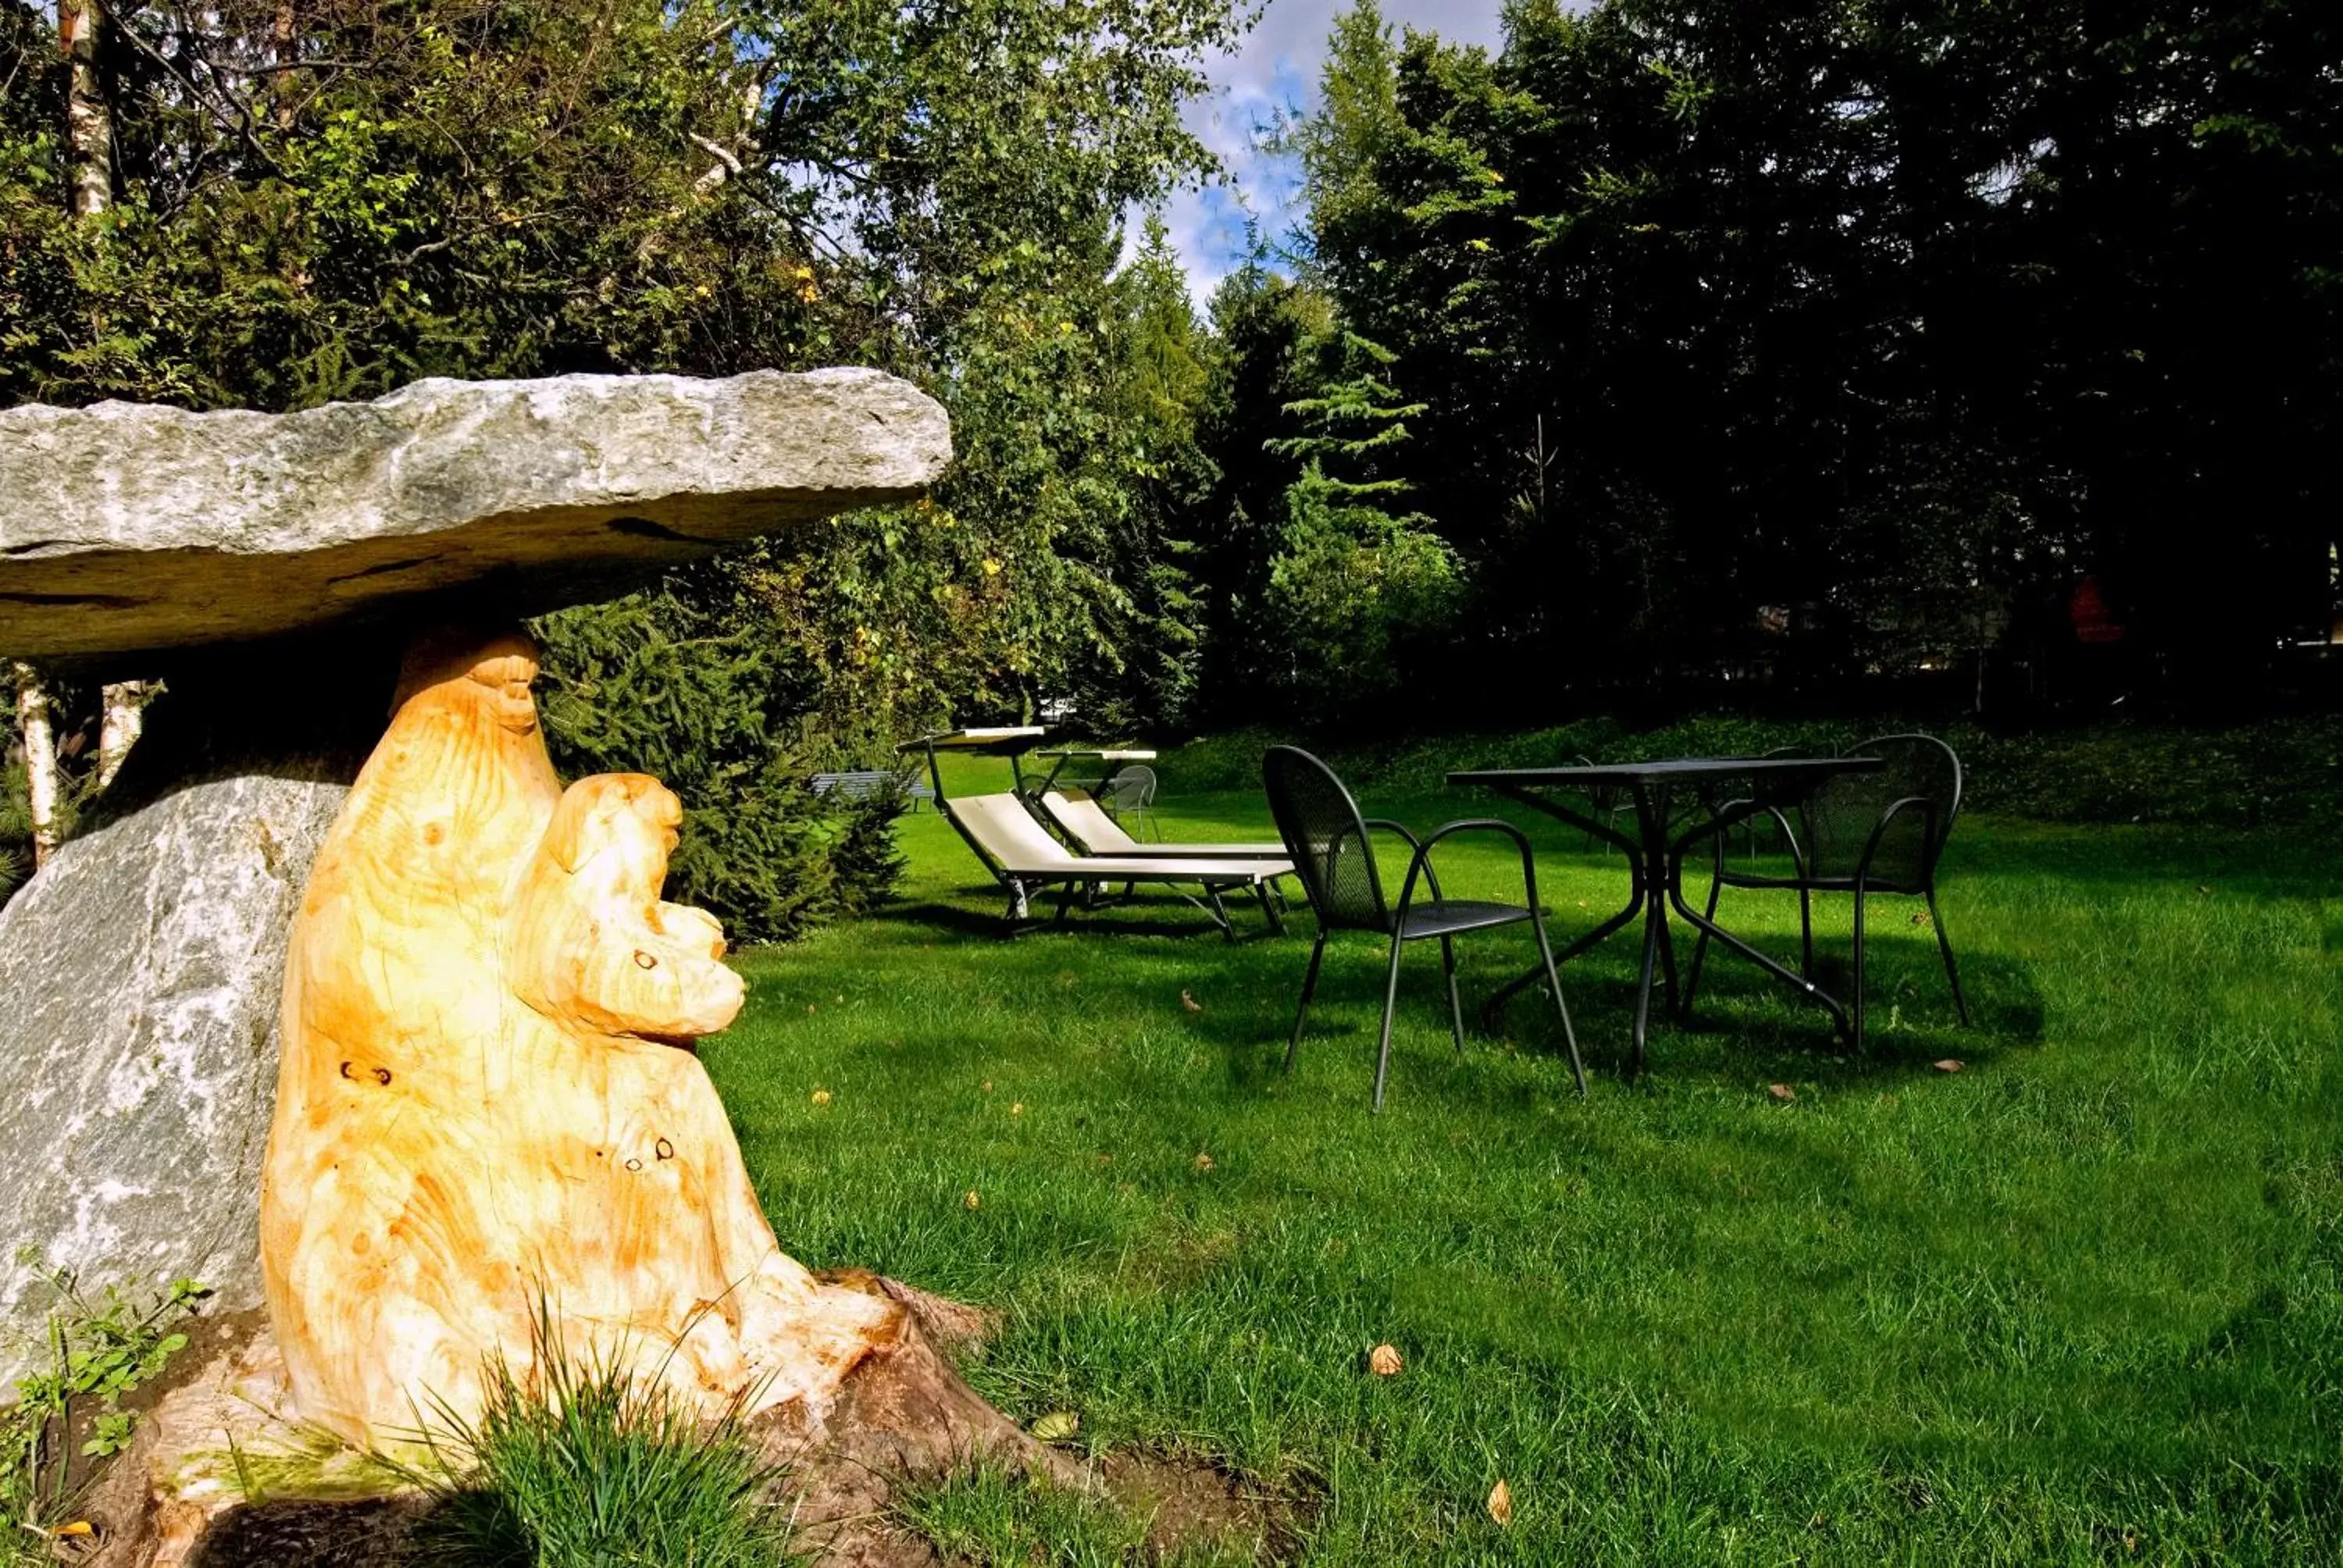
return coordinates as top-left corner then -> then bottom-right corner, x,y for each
1448,754 -> 1881,789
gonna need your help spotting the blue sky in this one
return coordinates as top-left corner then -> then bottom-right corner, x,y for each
1152,0 -> 1509,304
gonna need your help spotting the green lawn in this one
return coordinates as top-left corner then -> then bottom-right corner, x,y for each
707,752 -> 2343,1566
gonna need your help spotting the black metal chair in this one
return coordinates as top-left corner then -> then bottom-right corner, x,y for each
1263,747 -> 1586,1110
1103,764 -> 1157,840
1682,732 -> 1971,1049
1731,743 -> 1807,862
1571,754 -> 1632,852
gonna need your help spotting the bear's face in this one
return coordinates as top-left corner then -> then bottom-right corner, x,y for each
519,774 -> 743,1042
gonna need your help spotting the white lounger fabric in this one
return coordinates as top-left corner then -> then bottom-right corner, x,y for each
954,794 -> 1291,882
1040,791 -> 1287,861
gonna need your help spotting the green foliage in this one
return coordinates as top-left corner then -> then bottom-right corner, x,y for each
1252,330 -> 1460,719
0,0 -> 1247,925
532,588 -> 903,945
399,1305 -> 790,1568
1260,0 -> 2343,708
0,761 -> 30,903
1155,717 -> 2343,836
1,1266 -> 208,1558
1258,466 -> 1463,718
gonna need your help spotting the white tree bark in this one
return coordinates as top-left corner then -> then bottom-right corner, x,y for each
10,662 -> 61,868
62,0 -> 112,219
98,680 -> 147,789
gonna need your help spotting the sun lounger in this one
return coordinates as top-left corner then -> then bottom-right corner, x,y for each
949,793 -> 1292,939
1036,789 -> 1288,862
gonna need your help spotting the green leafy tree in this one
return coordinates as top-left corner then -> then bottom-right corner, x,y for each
1255,0 -> 2343,714
0,0 -> 1247,921
1257,333 -> 1460,718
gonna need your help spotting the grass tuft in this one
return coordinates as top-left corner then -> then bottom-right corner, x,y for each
399,1303 -> 793,1568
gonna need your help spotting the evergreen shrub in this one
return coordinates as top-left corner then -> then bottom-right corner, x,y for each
533,588 -> 904,946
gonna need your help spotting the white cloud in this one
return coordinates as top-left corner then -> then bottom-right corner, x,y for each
1138,0 -> 1508,308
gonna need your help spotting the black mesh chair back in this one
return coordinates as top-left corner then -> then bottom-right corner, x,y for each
1106,764 -> 1162,839
1800,733 -> 1962,888
1263,746 -> 1390,934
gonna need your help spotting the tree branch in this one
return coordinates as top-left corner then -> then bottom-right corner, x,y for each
98,1 -> 283,176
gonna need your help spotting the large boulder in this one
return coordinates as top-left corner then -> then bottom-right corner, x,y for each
0,765 -> 346,1383
0,367 -> 950,665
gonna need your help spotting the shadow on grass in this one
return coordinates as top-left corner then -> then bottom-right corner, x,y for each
822,828 -> 2070,1121
890,886 -> 1287,946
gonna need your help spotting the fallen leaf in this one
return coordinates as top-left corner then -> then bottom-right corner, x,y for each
805,1003 -> 817,1016
1193,1152 -> 1214,1172
1096,1153 -> 1112,1167
810,1088 -> 833,1106
1010,1102 -> 1025,1115
1180,989 -> 1203,1014
1368,1343 -> 1403,1377
52,1521 -> 93,1538
1487,1479 -> 1514,1526
1029,1410 -> 1079,1442
1932,1059 -> 1963,1074
982,1081 -> 993,1094
2196,885 -> 2213,896
1909,910 -> 1933,928
963,1190 -> 981,1210
1767,1083 -> 1797,1102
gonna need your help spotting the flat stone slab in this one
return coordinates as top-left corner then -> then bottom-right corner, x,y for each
0,367 -> 949,661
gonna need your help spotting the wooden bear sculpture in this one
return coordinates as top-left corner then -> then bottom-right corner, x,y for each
259,629 -> 893,1453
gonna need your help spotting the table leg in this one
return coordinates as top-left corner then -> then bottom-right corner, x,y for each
1664,807 -> 1853,1043
1631,886 -> 1667,1074
1478,787 -> 1646,1036
1622,784 -> 1692,1071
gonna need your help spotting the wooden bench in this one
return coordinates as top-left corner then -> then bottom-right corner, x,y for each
810,769 -> 935,811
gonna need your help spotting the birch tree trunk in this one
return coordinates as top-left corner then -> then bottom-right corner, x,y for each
62,0 -> 111,219
10,662 -> 61,869
66,0 -> 151,792
97,683 -> 145,789
272,0 -> 299,130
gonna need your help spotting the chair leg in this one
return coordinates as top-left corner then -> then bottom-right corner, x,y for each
1799,887 -> 1814,979
1682,846 -> 1724,1017
1372,932 -> 1406,1114
1530,911 -> 1588,1096
1928,887 -> 1971,1027
1258,882 -> 1287,937
1286,932 -> 1327,1074
1850,881 -> 1868,1053
1440,935 -> 1465,1056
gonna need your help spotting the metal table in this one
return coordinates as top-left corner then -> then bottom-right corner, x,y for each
1021,747 -> 1157,800
1448,757 -> 1881,1071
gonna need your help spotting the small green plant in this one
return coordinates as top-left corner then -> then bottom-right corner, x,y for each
0,1263 -> 207,1559
399,1303 -> 795,1568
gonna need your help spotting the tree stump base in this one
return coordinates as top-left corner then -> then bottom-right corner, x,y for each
80,1275 -> 1075,1568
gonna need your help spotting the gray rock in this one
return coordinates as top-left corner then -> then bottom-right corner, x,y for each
0,724 -> 352,1386
0,367 -> 950,664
